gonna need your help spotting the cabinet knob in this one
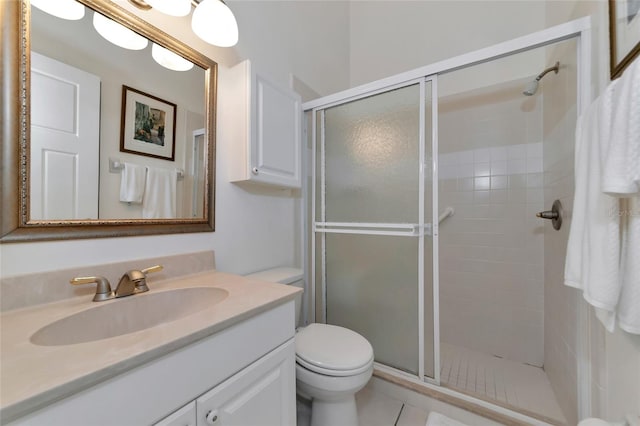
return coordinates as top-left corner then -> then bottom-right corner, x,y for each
251,167 -> 259,175
205,410 -> 219,425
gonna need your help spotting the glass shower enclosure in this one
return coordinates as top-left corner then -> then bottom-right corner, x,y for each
313,79 -> 438,380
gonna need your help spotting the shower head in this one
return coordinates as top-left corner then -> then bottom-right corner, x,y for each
523,80 -> 539,96
523,61 -> 560,96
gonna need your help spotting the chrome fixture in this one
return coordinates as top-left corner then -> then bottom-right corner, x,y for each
523,61 -> 560,96
70,265 -> 163,302
70,276 -> 114,302
537,199 -> 563,230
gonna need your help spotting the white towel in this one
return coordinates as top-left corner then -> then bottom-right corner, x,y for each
142,167 -> 177,219
119,162 -> 146,203
602,58 -> 640,334
602,58 -> 640,196
617,196 -> 640,333
564,81 -> 622,332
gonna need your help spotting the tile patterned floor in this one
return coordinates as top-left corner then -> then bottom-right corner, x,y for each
297,386 -> 429,426
440,342 -> 565,423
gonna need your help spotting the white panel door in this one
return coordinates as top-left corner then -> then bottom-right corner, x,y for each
195,340 -> 296,426
30,51 -> 100,220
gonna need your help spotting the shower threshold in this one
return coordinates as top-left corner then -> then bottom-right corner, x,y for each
373,357 -> 566,426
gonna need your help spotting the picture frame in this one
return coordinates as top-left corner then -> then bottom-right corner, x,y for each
609,0 -> 640,79
120,85 -> 177,161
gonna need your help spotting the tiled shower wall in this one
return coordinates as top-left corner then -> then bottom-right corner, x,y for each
542,39 -> 580,426
438,81 -> 546,367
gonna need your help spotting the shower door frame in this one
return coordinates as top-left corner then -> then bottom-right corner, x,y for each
312,76 -> 437,380
304,15 -> 592,416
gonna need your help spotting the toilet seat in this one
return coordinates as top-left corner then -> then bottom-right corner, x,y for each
296,323 -> 374,377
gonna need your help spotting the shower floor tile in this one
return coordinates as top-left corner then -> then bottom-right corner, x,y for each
440,342 -> 566,423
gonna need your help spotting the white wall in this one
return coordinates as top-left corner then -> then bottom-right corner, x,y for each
0,1 -> 351,278
348,1 -> 546,87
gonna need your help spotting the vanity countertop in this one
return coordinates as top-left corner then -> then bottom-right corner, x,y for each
0,270 -> 300,422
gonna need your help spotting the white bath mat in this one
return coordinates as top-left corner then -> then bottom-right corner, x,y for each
425,411 -> 469,426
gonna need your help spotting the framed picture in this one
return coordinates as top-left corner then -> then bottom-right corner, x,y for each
610,0 -> 640,79
120,85 -> 177,161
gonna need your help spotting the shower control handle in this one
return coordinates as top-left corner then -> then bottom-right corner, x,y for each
536,210 -> 558,220
536,199 -> 563,230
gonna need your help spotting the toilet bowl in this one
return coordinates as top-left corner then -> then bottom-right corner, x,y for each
245,268 -> 375,426
295,323 -> 374,426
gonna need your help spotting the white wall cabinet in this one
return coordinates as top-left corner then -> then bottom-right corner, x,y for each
223,60 -> 302,189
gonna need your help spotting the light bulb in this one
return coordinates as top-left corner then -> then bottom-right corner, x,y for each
93,12 -> 149,51
31,0 -> 85,20
191,0 -> 238,48
146,0 -> 191,17
152,43 -> 194,71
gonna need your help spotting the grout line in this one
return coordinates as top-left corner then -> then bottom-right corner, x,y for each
394,403 -> 405,426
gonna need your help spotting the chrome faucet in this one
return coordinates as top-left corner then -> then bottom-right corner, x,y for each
70,276 -> 114,302
114,265 -> 163,298
70,265 -> 163,302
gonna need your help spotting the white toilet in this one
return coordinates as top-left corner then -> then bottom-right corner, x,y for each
245,267 -> 374,426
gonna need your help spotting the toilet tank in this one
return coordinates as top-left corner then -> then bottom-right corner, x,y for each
245,267 -> 304,327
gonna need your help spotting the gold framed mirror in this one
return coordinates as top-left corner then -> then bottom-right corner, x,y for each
1,0 -> 217,243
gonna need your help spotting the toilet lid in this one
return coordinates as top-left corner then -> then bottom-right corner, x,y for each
295,324 -> 373,375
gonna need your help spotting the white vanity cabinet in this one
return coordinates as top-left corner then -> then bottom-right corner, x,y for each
154,401 -> 196,426
6,301 -> 297,426
222,60 -> 302,189
155,340 -> 295,426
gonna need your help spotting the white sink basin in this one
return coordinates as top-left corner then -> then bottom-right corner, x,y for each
30,287 -> 229,346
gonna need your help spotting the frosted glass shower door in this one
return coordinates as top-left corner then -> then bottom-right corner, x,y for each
314,80 -> 435,378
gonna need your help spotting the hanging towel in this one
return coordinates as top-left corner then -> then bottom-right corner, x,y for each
602,58 -> 640,334
119,162 -> 146,203
142,167 -> 177,219
602,58 -> 640,196
617,196 -> 640,333
564,81 -> 622,332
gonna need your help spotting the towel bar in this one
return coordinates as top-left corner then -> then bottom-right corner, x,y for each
109,158 -> 184,180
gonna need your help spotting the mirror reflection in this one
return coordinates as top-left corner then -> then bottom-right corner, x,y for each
30,3 -> 207,221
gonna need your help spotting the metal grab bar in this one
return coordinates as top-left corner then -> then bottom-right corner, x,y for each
438,207 -> 455,224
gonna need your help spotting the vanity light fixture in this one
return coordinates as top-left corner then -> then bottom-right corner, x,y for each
92,11 -> 149,50
128,0 -> 239,48
191,0 -> 239,48
145,0 -> 191,17
30,0 -> 85,20
152,43 -> 195,71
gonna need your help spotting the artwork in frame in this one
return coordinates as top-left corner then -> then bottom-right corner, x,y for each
610,0 -> 640,79
120,85 -> 177,161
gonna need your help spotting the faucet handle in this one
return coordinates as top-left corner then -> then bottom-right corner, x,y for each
133,265 -> 163,293
141,265 -> 163,275
70,276 -> 113,302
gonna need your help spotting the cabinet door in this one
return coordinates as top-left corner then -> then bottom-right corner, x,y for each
196,340 -> 296,426
252,74 -> 301,188
154,401 -> 196,426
